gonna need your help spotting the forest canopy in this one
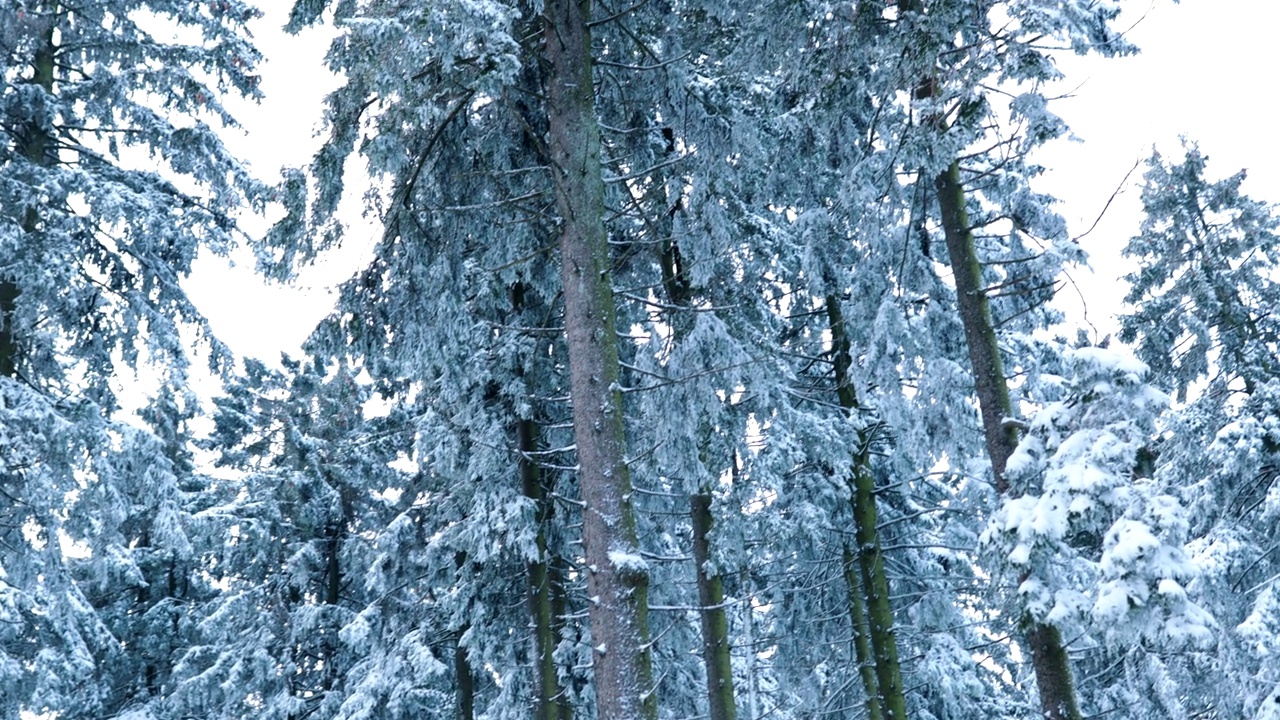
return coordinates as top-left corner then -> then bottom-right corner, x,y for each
2,1 -> 1279,720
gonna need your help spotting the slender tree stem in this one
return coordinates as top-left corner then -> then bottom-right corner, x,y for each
825,296 -> 908,720
691,492 -> 738,720
935,162 -> 1083,720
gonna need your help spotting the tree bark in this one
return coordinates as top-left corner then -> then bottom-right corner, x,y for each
549,551 -> 575,720
841,544 -> 884,720
521,418 -> 568,720
2,9 -> 56,378
454,553 -> 476,720
933,163 -> 1020,494
691,493 -> 737,720
506,42 -> 573,718
934,162 -> 1083,720
825,296 -> 908,720
0,280 -> 17,379
543,1 -> 656,717
455,633 -> 475,720
323,520 -> 343,693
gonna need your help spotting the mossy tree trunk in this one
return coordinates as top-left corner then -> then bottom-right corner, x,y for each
841,543 -> 884,720
521,416 -> 570,720
933,164 -> 1021,494
825,296 -> 908,720
651,125 -> 737,720
934,162 -> 1083,720
890,0 -> 1085,713
543,1 -> 656,717
690,492 -> 737,720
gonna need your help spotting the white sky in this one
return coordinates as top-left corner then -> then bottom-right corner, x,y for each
1033,0 -> 1280,339
183,0 -> 1280,363
183,8 -> 373,365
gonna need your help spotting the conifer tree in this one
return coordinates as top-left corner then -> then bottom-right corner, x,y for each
1121,145 -> 1280,718
0,1 -> 261,715
884,1 -> 1150,716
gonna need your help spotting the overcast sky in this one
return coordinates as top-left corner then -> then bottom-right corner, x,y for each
183,0 -> 1280,363
1033,0 -> 1280,339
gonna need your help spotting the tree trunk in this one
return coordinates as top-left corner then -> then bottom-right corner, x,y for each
0,279 -> 17,379
455,633 -> 475,720
454,552 -> 476,720
650,123 -> 738,720
506,41 -> 572,719
691,493 -> 737,720
892,0 -> 1085,710
743,590 -> 760,720
2,11 -> 56,377
934,164 -> 1020,494
323,521 -> 343,693
543,1 -> 656,717
521,418 -> 567,720
841,544 -> 884,720
825,296 -> 908,720
934,162 -> 1083,720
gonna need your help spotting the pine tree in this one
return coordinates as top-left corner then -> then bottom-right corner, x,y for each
172,357 -> 430,719
1121,145 -> 1280,718
0,1 -> 261,715
882,1 -> 1152,716
269,1 -> 612,715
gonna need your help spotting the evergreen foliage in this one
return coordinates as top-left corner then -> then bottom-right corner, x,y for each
1122,146 -> 1280,718
11,2 -> 1280,720
1,0 -> 261,716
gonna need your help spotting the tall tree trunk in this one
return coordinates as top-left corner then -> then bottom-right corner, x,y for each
825,296 -> 908,720
323,521 -> 343,693
543,1 -> 656,717
651,124 -> 737,720
521,417 -> 568,720
455,633 -> 476,720
691,493 -> 737,720
933,164 -> 1020,494
0,279 -> 18,378
743,589 -> 760,720
325,528 -> 341,607
891,0 -> 1084,712
934,162 -> 1082,720
135,530 -> 159,697
506,41 -> 572,719
2,10 -> 56,377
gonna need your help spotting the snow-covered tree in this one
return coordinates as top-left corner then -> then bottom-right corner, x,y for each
171,357 -> 441,720
266,2 -> 600,716
0,1 -> 262,716
1122,145 -> 1280,718
876,1 -> 1169,716
983,344 -> 1215,716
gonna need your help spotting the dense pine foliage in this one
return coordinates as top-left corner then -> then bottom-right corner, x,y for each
4,1 -> 1280,719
